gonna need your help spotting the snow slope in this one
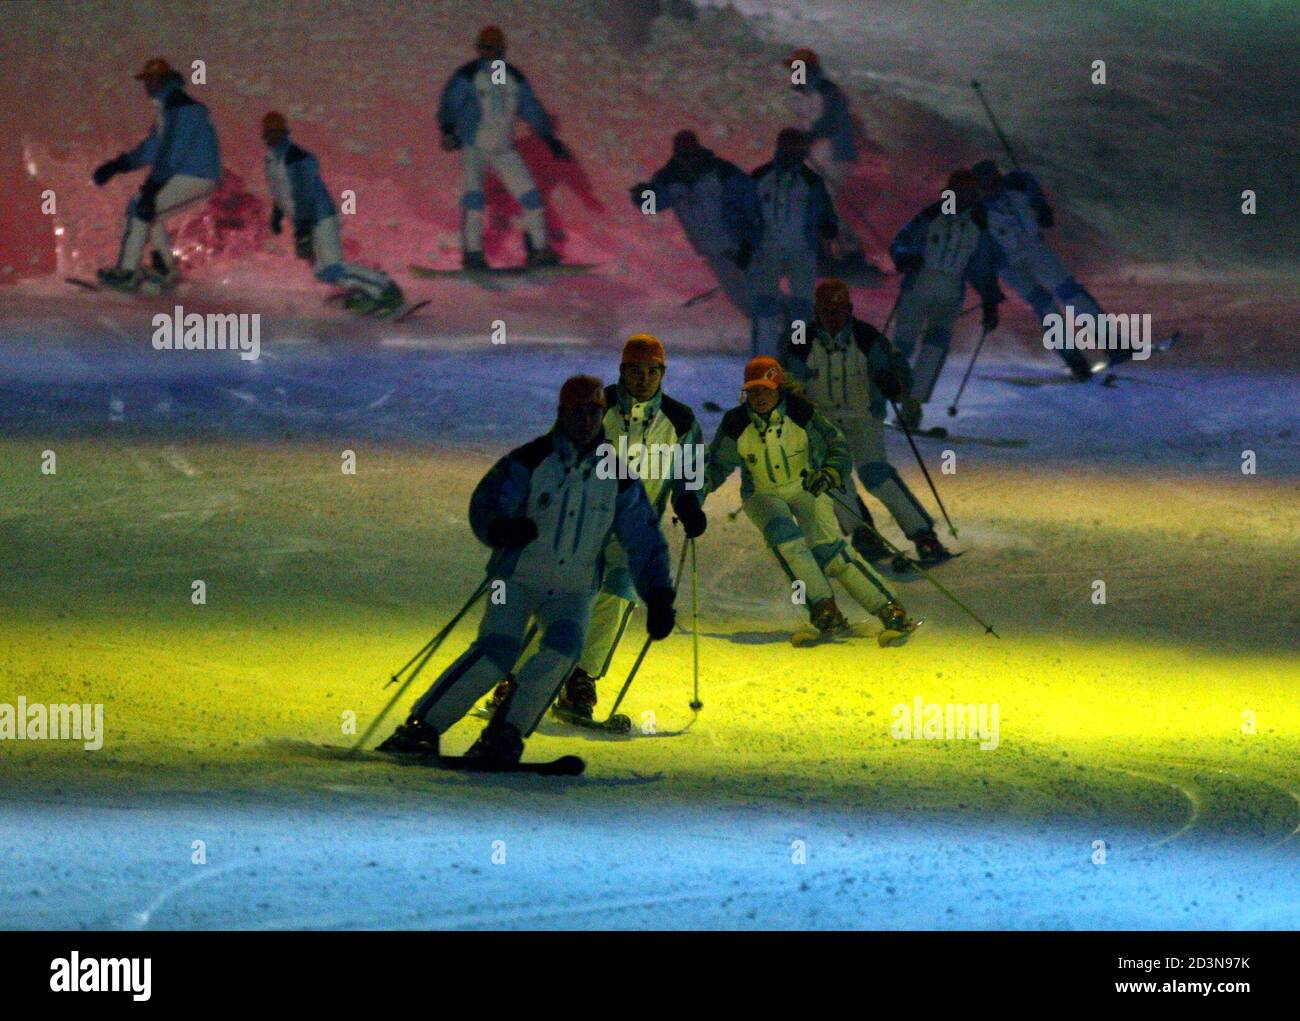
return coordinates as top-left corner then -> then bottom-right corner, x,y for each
0,0 -> 1297,932
0,327 -> 1297,930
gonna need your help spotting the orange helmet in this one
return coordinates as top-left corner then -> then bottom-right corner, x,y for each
622,333 -> 665,366
477,25 -> 505,52
558,375 -> 607,410
261,111 -> 289,133
134,57 -> 172,80
743,356 -> 784,391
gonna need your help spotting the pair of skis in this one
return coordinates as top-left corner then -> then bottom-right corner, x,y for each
789,618 -> 922,648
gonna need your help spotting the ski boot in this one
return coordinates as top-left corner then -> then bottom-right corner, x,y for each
851,524 -> 892,563
148,251 -> 181,289
524,245 -> 560,269
810,596 -> 848,634
553,668 -> 598,721
376,716 -> 440,757
874,600 -> 921,647
370,283 -> 405,318
465,719 -> 524,767
481,674 -> 516,715
912,529 -> 955,565
96,267 -> 141,293
462,251 -> 489,271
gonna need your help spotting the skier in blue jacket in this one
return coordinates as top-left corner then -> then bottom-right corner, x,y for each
889,170 -> 1005,423
973,159 -> 1111,379
749,129 -> 838,359
630,130 -> 762,312
92,58 -> 221,291
378,376 -> 676,765
437,25 -> 572,270
261,112 -> 404,316
785,48 -> 868,271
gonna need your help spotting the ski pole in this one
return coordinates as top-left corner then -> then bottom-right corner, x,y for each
827,490 -> 999,637
354,577 -> 490,754
604,539 -> 692,723
888,399 -> 959,538
970,80 -> 1021,169
948,325 -> 991,418
689,538 -> 702,712
881,285 -> 904,336
385,576 -> 491,687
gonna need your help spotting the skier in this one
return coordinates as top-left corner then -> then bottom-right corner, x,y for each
784,48 -> 867,272
437,25 -> 573,270
889,170 -> 1004,424
91,58 -> 220,292
971,159 -> 1110,380
484,334 -> 707,721
704,356 -> 919,643
377,376 -> 676,765
629,130 -> 762,313
785,279 -> 953,565
749,129 -> 838,359
260,112 -> 405,315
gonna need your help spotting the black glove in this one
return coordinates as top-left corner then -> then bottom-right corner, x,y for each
802,466 -> 840,497
731,238 -> 754,271
485,517 -> 539,549
92,153 -> 131,187
1037,204 -> 1054,229
873,368 -> 904,400
270,205 -> 284,235
544,136 -> 573,161
440,131 -> 461,152
136,178 -> 163,221
893,252 -> 924,274
981,302 -> 999,331
645,588 -> 676,641
674,492 -> 708,539
293,222 -> 313,261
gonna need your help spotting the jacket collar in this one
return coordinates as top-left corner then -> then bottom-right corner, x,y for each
746,398 -> 786,433
813,319 -> 853,351
613,383 -> 663,419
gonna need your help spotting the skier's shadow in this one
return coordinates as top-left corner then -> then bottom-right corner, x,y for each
699,629 -> 794,645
